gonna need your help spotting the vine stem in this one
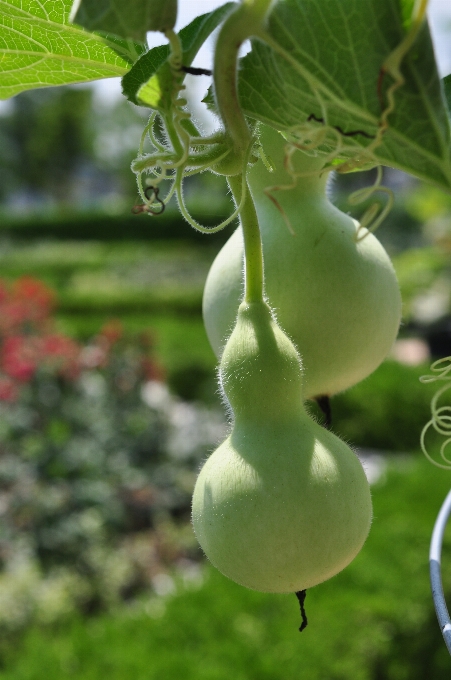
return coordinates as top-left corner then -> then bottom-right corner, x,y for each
213,0 -> 273,305
228,174 -> 264,304
213,0 -> 273,154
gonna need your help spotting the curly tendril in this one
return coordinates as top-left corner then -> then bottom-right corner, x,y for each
175,139 -> 256,234
258,135 -> 393,240
348,166 -> 395,242
253,0 -> 429,239
420,357 -> 451,470
280,121 -> 394,240
130,27 -> 248,231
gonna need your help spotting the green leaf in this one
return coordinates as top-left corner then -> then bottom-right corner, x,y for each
148,0 -> 177,32
122,43 -> 171,108
135,62 -> 173,111
238,0 -> 451,191
122,2 -> 235,108
399,0 -> 415,30
70,0 -> 177,42
443,75 -> 451,116
0,0 -> 142,100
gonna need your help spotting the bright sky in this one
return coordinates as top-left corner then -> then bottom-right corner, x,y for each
427,0 -> 451,76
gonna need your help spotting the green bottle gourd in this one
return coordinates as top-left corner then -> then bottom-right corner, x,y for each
192,299 -> 372,593
203,125 -> 402,400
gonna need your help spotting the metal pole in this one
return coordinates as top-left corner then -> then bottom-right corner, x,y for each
430,489 -> 451,654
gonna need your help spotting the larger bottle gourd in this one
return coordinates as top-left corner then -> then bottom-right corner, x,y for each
203,125 -> 402,400
192,299 -> 372,593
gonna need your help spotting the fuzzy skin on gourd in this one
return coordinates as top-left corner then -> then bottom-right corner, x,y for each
192,301 -> 372,593
202,126 -> 402,399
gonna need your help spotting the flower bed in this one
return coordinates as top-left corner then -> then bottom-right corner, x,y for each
0,277 -> 225,631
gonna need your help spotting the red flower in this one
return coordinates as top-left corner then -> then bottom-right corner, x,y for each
12,276 -> 54,309
0,281 -> 8,305
99,320 -> 123,345
0,277 -> 54,335
141,357 -> 165,382
0,375 -> 18,402
40,334 -> 81,380
2,335 -> 39,382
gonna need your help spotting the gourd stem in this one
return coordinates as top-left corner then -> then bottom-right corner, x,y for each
228,174 -> 264,303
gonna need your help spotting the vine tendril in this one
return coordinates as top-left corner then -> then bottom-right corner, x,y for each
258,133 -> 393,240
175,140 -> 256,234
130,26 -> 242,225
420,357 -> 451,470
348,166 -> 395,242
130,0 -> 426,247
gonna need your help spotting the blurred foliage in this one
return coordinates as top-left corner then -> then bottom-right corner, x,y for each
0,86 -> 147,211
329,360 -> 440,452
0,212 -> 234,241
0,88 -> 95,204
0,240 -> 221,399
403,183 -> 451,226
393,246 -> 449,318
0,276 -> 224,632
0,86 -> 232,217
57,314 -> 219,403
0,458 -> 450,679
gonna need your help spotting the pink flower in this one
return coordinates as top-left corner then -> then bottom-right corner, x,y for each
79,345 -> 107,369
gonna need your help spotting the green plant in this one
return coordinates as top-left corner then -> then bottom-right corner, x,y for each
1,0 -> 451,605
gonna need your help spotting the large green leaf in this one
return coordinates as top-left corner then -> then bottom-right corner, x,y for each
70,0 -> 177,42
238,0 -> 451,191
443,75 -> 451,116
122,3 -> 235,108
0,0 -> 142,100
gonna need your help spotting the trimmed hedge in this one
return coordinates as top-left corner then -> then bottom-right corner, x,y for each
0,211 -> 235,243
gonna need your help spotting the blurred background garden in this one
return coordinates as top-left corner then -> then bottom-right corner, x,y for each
1,22 -> 451,677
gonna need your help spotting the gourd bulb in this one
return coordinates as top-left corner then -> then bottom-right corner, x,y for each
192,301 -> 372,593
202,125 -> 402,399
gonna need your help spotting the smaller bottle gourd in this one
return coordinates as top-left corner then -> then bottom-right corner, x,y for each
192,299 -> 372,593
203,125 -> 402,400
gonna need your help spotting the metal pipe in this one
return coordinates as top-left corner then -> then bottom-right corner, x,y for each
430,489 -> 451,654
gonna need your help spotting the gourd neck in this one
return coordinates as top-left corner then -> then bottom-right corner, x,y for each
250,125 -> 328,201
220,300 -> 306,423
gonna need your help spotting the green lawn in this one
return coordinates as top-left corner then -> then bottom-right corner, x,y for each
1,457 -> 450,680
